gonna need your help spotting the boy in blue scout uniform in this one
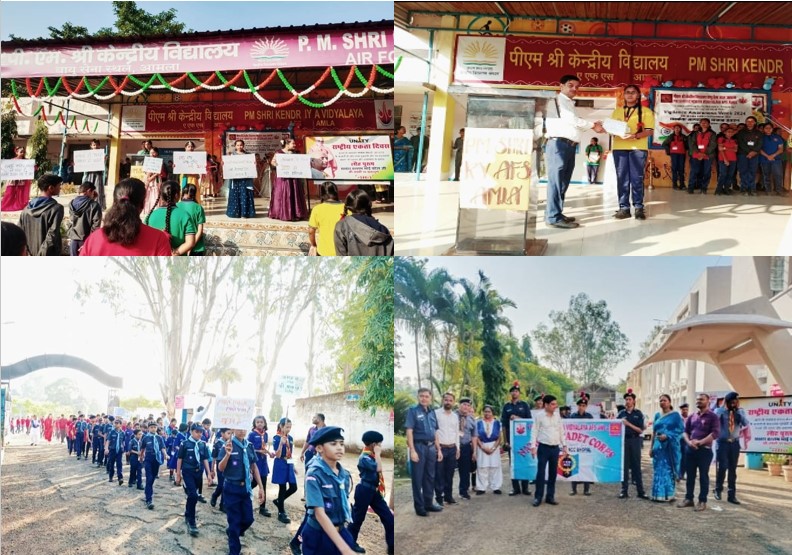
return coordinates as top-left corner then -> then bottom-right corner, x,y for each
91,416 -> 105,466
104,416 -> 116,474
302,426 -> 359,555
105,418 -> 126,485
140,420 -> 168,510
211,428 -> 232,512
176,423 -> 214,537
74,414 -> 87,461
128,429 -> 144,489
349,431 -> 394,555
217,428 -> 266,555
166,427 -> 181,483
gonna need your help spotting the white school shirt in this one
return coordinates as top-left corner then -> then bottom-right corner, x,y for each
529,410 -> 567,449
547,92 -> 594,143
435,408 -> 460,448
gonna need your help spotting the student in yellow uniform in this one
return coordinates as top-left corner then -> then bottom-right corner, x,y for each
308,182 -> 345,256
609,84 -> 655,221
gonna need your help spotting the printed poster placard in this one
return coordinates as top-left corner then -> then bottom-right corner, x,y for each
222,154 -> 257,179
740,395 -> 792,454
0,159 -> 35,180
142,156 -> 164,173
274,154 -> 312,178
213,396 -> 256,430
511,419 -> 624,482
224,131 -> 285,160
305,135 -> 393,181
173,151 -> 207,174
459,127 -> 532,211
73,149 -> 106,172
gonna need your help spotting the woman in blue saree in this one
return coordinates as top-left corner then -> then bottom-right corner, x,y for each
650,394 -> 685,502
393,126 -> 413,172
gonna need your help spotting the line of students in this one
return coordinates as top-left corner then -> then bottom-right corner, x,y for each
62,413 -> 391,555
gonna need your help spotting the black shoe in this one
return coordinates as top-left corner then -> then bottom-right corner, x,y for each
128,483 -> 133,488
570,491 -> 577,496
351,545 -> 366,554
714,491 -> 722,501
701,190 -> 707,194
188,523 -> 199,537
546,499 -> 558,505
493,490 -> 502,495
637,493 -> 649,500
416,510 -> 428,517
680,186 -> 687,190
688,190 -> 695,194
561,214 -> 576,223
618,492 -> 629,499
445,497 -> 458,504
259,505 -> 272,517
278,512 -> 291,524
147,502 -> 154,510
635,209 -> 646,220
219,502 -> 226,513
532,499 -> 541,507
509,490 -> 520,496
137,485 -> 144,490
727,497 -> 741,505
614,210 -> 631,220
425,504 -> 443,512
461,493 -> 471,500
197,495 -> 207,504
435,499 -> 443,506
118,478 -> 124,486
523,490 -> 532,496
584,491 -> 591,496
476,490 -> 485,495
289,540 -> 302,555
210,496 -> 217,507
548,220 -> 580,229
108,478 -> 113,483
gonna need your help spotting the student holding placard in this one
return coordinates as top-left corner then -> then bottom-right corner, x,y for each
1,146 -> 33,212
269,138 -> 308,222
144,148 -> 167,216
225,139 -> 257,219
83,139 -> 108,209
179,141 -> 203,205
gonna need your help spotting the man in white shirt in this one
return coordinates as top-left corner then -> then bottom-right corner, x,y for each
529,395 -> 568,506
434,392 -> 461,505
545,75 -> 605,229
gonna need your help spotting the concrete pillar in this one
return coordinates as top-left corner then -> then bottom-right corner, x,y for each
718,363 -> 763,396
425,16 -> 457,181
106,103 -> 123,207
754,329 -> 792,395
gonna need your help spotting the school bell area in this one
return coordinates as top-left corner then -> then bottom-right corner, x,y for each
394,2 -> 792,256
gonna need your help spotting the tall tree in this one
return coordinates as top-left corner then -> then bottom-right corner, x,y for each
347,257 -> 394,411
1,106 -> 18,160
519,333 -> 538,364
76,258 -> 240,417
47,22 -> 90,40
638,323 -> 665,360
532,293 -> 630,385
29,118 -> 51,178
96,2 -> 190,37
477,271 -> 516,408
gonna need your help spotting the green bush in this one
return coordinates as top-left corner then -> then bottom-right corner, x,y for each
394,434 -> 408,478
394,391 -> 413,435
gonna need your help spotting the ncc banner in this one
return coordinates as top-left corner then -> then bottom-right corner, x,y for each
511,419 -> 624,482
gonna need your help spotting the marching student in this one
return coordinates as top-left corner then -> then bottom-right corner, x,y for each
105,418 -> 126,485
128,429 -> 144,490
166,427 -> 181,483
210,428 -> 232,512
272,417 -> 298,524
349,431 -> 394,555
92,415 -> 105,466
140,420 -> 168,510
199,418 -> 214,501
67,416 -> 77,455
176,423 -> 214,537
105,416 -> 116,474
74,414 -> 87,460
218,428 -> 266,555
301,426 -> 358,555
248,415 -> 272,517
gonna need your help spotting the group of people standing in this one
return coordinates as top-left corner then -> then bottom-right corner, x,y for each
662,118 -> 787,196
405,384 -> 751,518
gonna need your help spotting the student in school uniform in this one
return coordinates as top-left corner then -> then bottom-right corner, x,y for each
349,431 -> 393,555
105,418 -> 126,485
74,414 -> 87,460
176,423 -> 213,537
92,416 -> 105,466
248,415 -> 272,517
199,418 -> 214,501
128,429 -> 144,490
217,428 -> 266,555
67,416 -> 77,455
140,420 -> 168,510
272,418 -> 298,524
166,428 -> 181,483
104,416 -> 116,473
301,426 -> 359,555
210,428 -> 232,512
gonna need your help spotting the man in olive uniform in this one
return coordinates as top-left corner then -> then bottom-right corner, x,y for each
618,389 -> 648,499
501,381 -> 531,496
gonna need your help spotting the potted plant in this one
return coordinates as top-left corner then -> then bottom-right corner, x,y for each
782,447 -> 792,483
762,453 -> 786,476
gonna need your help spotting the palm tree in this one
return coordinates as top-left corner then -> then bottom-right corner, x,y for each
200,353 -> 242,396
476,270 -> 516,408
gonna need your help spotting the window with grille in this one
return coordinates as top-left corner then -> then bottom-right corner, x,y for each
770,257 -> 790,296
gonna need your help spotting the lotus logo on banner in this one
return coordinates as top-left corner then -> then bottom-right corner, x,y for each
455,36 -> 505,82
250,37 -> 289,66
375,99 -> 394,130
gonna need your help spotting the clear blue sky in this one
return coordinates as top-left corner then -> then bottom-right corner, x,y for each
0,0 -> 393,41
398,256 -> 732,385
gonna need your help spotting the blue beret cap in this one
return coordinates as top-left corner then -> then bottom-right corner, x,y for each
309,426 -> 345,446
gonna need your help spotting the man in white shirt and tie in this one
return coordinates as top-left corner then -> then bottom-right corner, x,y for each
545,75 -> 605,229
529,394 -> 568,506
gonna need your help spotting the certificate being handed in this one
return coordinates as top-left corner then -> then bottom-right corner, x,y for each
603,118 -> 630,138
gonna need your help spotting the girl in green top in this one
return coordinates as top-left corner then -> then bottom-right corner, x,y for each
145,181 -> 196,256
177,185 -> 207,256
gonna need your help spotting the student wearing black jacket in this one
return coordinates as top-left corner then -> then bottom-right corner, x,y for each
68,181 -> 102,256
18,174 -> 64,256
